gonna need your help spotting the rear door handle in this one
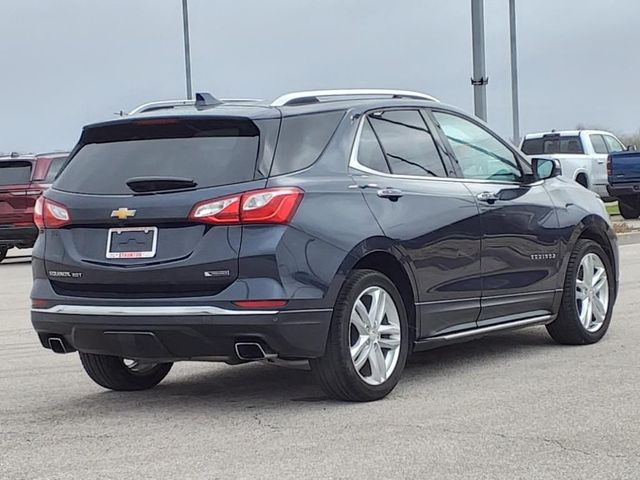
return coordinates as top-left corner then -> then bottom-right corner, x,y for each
476,191 -> 499,204
377,188 -> 404,201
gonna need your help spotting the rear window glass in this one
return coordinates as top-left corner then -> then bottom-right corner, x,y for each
521,136 -> 584,155
54,119 -> 260,195
0,161 -> 32,186
270,110 -> 344,176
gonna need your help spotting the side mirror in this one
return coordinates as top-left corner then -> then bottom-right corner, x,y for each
532,157 -> 562,180
627,144 -> 637,151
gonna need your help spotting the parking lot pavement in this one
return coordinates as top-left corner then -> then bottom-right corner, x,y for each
1,248 -> 639,480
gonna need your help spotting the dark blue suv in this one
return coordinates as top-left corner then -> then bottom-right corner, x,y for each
31,89 -> 619,401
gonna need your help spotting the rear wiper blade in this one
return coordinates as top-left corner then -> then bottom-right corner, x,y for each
125,176 -> 197,193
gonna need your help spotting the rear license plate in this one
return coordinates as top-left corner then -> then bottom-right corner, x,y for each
106,227 -> 158,259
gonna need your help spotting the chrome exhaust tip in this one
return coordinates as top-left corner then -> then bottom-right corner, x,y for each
48,337 -> 67,354
234,342 -> 277,361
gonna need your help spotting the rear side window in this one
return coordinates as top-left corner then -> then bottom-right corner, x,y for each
368,110 -> 447,177
270,110 -> 344,176
55,119 -> 260,195
603,135 -> 624,153
357,119 -> 390,173
521,136 -> 584,155
590,135 -> 608,154
0,161 -> 32,186
44,157 -> 67,183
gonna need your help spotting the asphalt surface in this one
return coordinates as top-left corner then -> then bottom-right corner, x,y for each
1,246 -> 639,479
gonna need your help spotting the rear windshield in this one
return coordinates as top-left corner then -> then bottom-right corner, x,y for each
521,136 -> 584,155
54,118 -> 260,195
0,161 -> 32,186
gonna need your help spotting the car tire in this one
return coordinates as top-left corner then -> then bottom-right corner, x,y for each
310,269 -> 409,402
546,239 -> 615,345
619,201 -> 640,220
79,352 -> 172,391
0,246 -> 7,263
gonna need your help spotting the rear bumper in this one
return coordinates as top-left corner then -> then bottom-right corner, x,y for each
607,183 -> 640,198
0,225 -> 38,247
31,305 -> 333,361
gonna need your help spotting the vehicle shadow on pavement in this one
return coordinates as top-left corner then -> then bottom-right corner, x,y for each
50,327 -> 560,413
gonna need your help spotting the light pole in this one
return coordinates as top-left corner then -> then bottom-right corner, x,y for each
182,0 -> 193,99
509,0 -> 520,145
471,0 -> 488,121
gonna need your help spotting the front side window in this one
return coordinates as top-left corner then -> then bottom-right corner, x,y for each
590,134 -> 608,154
367,110 -> 447,177
432,112 -> 522,183
603,135 -> 624,153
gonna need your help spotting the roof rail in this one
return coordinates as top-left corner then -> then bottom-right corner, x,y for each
129,99 -> 195,115
128,95 -> 264,116
271,89 -> 439,107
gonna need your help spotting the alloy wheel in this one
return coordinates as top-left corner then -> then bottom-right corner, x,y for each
349,286 -> 402,385
575,252 -> 609,333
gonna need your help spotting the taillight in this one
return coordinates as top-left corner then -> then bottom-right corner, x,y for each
34,197 -> 71,229
607,155 -> 612,177
189,187 -> 303,225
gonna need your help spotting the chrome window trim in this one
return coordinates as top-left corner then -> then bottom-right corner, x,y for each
348,111 -> 539,187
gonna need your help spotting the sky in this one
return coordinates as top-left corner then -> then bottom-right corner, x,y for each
1,0 -> 639,153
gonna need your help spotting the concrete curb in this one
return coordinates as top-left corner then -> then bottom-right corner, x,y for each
617,231 -> 640,246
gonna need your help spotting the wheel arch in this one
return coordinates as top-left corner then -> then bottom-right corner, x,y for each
573,170 -> 590,188
567,216 -> 619,295
328,237 -> 420,339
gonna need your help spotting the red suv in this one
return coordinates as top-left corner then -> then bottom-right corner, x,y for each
0,152 -> 68,262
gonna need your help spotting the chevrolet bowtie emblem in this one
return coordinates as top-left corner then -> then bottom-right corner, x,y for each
111,208 -> 136,220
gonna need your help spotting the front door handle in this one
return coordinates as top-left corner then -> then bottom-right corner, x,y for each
377,188 -> 404,201
476,191 -> 499,204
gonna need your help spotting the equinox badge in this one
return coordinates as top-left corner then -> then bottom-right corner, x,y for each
111,208 -> 136,220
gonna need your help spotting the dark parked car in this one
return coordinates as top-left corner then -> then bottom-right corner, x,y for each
31,90 -> 618,401
0,152 -> 68,262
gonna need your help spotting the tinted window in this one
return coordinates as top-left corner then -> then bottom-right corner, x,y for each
590,135 -> 608,154
271,110 -> 344,176
603,135 -> 624,153
55,119 -> 260,195
0,161 -> 32,186
521,136 -> 584,155
433,112 -> 522,182
368,110 -> 446,177
357,119 -> 390,173
44,157 -> 67,183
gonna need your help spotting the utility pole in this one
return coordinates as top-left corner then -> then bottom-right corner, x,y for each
182,0 -> 193,99
471,0 -> 488,121
509,0 -> 520,145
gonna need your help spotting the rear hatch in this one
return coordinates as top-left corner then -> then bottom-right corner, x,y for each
44,116 -> 275,299
0,160 -> 34,227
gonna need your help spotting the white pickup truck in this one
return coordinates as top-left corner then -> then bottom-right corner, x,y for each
520,130 -> 627,200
